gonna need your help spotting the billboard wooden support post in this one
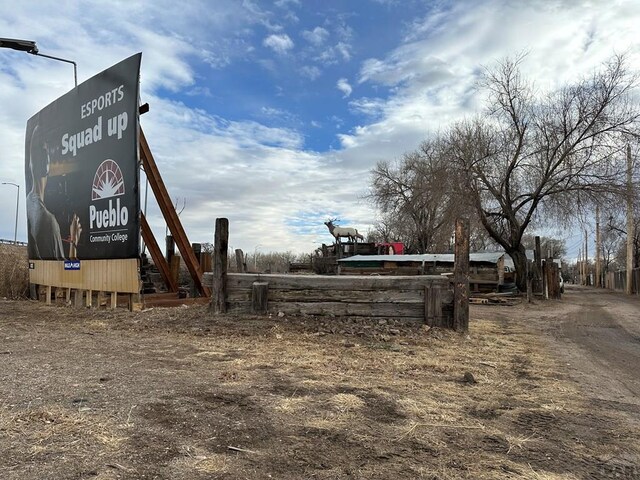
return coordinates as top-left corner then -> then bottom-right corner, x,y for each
140,129 -> 210,297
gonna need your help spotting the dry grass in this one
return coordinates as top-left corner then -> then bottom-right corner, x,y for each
0,244 -> 28,299
0,300 -> 638,479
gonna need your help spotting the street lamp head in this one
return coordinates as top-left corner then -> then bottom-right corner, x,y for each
0,38 -> 38,54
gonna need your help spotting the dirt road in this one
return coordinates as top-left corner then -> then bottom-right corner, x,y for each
540,286 -> 640,403
524,285 -> 640,479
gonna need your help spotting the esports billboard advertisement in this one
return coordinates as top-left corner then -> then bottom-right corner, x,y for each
25,53 -> 141,260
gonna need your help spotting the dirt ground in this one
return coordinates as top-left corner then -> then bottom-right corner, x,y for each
1,286 -> 639,479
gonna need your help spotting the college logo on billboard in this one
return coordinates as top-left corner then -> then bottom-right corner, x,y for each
25,53 -> 142,261
89,159 -> 130,244
92,159 -> 125,200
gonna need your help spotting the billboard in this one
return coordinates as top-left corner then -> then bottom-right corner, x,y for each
25,53 -> 142,261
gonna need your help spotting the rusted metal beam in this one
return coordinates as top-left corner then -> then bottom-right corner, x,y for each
141,212 -> 178,293
140,129 -> 210,296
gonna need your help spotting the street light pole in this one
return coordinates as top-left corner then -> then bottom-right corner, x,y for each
0,38 -> 77,87
2,182 -> 19,244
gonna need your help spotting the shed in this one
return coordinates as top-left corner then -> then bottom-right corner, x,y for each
337,252 -> 506,292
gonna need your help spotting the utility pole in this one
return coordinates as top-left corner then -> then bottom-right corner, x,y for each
584,228 -> 589,286
578,248 -> 582,284
596,206 -> 601,288
626,144 -> 634,294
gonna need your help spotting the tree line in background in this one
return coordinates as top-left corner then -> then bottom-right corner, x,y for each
367,54 -> 640,291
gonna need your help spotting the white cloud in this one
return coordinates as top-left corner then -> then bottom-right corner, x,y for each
300,65 -> 322,80
335,41 -> 351,61
348,97 -> 386,117
1,0 -> 639,257
263,33 -> 294,54
302,26 -> 329,46
336,78 -> 352,98
316,42 -> 353,65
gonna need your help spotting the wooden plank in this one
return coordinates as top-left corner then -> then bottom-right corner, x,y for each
144,293 -> 209,308
224,273 -> 450,291
228,287 -> 454,305
141,212 -> 178,292
85,289 -> 92,308
229,301 -> 426,317
29,259 -> 140,293
45,285 -> 51,305
140,128 -> 210,297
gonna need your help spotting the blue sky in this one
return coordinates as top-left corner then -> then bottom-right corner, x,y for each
1,0 -> 639,259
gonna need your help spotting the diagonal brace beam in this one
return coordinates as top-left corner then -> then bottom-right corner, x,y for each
140,128 -> 211,297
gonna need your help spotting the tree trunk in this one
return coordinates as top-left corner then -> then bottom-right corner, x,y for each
508,245 -> 529,292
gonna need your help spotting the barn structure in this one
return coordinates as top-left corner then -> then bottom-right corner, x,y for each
337,252 -> 507,293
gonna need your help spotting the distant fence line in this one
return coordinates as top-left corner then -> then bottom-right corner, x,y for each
0,239 -> 27,246
605,268 -> 640,294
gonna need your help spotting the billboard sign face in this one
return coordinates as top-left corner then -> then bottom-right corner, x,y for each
25,53 -> 142,260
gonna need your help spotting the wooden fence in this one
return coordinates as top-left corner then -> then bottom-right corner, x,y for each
207,272 -> 454,327
605,268 -> 640,294
208,217 -> 469,332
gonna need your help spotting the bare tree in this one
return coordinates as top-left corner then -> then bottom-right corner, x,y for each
448,54 -> 639,290
522,235 -> 567,258
608,211 -> 640,270
369,139 -> 472,253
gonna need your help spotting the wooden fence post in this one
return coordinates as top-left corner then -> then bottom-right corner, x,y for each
252,281 -> 269,314
424,282 -> 443,327
535,236 -> 542,294
166,235 -> 175,265
235,249 -> 246,273
210,218 -> 229,314
192,243 -> 202,265
453,217 -> 470,333
170,255 -> 181,287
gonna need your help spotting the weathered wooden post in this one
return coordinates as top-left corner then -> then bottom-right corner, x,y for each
170,255 -> 181,287
192,243 -> 202,265
424,281 -> 444,327
252,281 -> 269,314
453,217 -> 470,333
210,218 -> 229,314
166,235 -> 175,264
235,249 -> 246,273
535,236 -> 542,294
546,259 -> 560,299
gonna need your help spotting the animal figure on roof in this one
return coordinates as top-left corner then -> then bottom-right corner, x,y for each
324,219 -> 364,243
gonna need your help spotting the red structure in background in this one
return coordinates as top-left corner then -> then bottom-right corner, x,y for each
376,242 -> 404,255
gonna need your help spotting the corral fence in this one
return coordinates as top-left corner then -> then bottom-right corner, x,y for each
207,217 -> 471,332
206,272 -> 454,327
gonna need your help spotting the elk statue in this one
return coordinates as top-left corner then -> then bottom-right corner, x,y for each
324,219 -> 364,243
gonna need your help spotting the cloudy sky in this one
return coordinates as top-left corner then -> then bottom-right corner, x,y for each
1,0 -> 638,258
